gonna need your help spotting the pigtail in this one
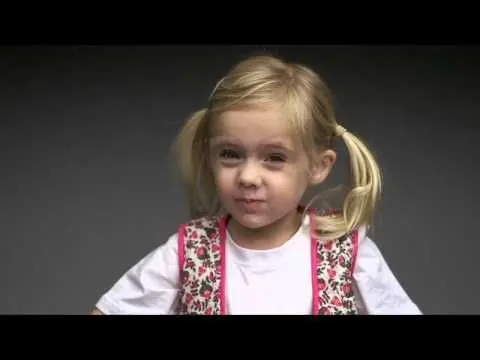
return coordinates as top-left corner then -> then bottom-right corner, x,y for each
311,126 -> 382,241
339,126 -> 382,234
172,108 -> 219,218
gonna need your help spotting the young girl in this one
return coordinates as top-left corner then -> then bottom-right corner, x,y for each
91,54 -> 421,315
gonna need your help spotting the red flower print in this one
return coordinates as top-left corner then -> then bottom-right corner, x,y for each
203,289 -> 211,300
318,279 -> 327,291
328,269 -> 336,279
196,246 -> 206,259
331,296 -> 342,307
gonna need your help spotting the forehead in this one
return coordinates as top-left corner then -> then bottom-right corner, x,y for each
210,107 -> 295,148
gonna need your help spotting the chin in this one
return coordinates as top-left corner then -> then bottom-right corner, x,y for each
229,212 -> 273,230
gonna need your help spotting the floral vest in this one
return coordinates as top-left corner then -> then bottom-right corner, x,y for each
175,209 -> 359,315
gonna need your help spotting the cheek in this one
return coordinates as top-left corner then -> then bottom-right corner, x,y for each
212,167 -> 235,193
273,168 -> 310,198
280,161 -> 309,183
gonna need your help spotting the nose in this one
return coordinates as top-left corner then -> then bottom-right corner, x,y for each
237,161 -> 262,188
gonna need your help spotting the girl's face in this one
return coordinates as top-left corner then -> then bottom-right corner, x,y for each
209,106 -> 335,234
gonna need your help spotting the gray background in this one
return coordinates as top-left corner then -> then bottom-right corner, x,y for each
1,45 -> 478,314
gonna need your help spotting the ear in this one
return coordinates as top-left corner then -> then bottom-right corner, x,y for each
308,149 -> 337,185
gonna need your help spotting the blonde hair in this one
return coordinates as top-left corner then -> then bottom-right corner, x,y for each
172,54 -> 382,241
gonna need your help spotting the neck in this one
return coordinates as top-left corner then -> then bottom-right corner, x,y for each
227,209 -> 303,250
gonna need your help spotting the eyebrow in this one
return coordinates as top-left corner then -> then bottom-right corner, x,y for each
209,136 -> 295,152
209,136 -> 241,147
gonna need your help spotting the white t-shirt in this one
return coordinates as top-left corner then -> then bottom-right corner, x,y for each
95,217 -> 422,315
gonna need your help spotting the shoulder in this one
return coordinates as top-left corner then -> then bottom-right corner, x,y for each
93,215 -> 223,315
123,230 -> 183,279
351,226 -> 423,315
147,214 -> 224,264
94,231 -> 182,315
178,215 -> 224,245
351,225 -> 390,271
349,224 -> 395,276
180,215 -> 223,233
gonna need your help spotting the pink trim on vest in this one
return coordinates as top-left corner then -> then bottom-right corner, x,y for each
350,228 -> 359,275
308,208 -> 319,315
219,215 -> 228,315
177,224 -> 186,285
